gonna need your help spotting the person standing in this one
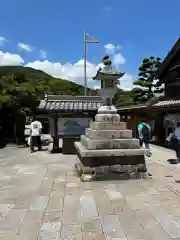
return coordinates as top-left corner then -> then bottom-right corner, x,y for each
138,120 -> 151,153
30,118 -> 42,153
173,122 -> 180,162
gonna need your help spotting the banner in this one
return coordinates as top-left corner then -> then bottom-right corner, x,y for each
58,118 -> 91,136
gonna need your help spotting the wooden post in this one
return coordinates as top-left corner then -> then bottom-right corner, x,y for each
134,114 -> 139,138
53,114 -> 59,151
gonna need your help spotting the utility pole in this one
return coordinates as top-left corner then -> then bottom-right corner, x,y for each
84,29 -> 99,96
84,29 -> 87,96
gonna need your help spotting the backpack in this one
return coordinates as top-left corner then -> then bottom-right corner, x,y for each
142,124 -> 150,137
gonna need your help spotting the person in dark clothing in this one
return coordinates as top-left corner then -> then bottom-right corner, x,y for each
173,122 -> 180,162
30,135 -> 42,152
138,120 -> 151,156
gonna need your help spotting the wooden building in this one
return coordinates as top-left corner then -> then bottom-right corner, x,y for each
36,94 -> 102,152
118,37 -> 180,146
157,37 -> 180,100
117,101 -> 180,146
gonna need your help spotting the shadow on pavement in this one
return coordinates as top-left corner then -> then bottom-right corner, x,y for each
0,139 -> 7,149
167,158 -> 179,164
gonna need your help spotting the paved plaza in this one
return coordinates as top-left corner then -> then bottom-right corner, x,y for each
0,145 -> 180,239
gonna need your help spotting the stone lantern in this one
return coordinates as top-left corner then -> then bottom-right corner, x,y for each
74,56 -> 147,181
93,55 -> 125,112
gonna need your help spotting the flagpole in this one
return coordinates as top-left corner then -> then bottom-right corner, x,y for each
84,28 -> 87,96
83,30 -> 99,96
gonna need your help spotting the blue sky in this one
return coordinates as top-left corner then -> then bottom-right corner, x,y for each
0,0 -> 179,89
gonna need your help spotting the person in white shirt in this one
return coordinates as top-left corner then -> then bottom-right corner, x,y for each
30,119 -> 42,152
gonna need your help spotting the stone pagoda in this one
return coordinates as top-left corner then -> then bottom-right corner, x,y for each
74,55 -> 147,181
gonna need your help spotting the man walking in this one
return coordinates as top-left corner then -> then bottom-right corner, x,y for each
138,120 -> 151,155
30,118 -> 42,153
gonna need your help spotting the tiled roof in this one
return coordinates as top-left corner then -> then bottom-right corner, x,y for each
153,100 -> 180,107
37,94 -> 180,113
117,105 -> 146,111
117,100 -> 180,111
38,95 -> 103,111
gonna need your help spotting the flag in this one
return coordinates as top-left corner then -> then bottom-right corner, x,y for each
85,32 -> 99,43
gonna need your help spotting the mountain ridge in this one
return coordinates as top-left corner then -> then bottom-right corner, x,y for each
0,65 -> 134,105
0,65 -> 69,82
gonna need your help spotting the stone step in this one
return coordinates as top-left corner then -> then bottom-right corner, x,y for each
85,128 -> 132,140
81,136 -> 139,150
75,142 -> 145,158
90,121 -> 126,130
95,113 -> 120,123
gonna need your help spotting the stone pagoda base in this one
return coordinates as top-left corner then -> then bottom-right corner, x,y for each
74,106 -> 147,181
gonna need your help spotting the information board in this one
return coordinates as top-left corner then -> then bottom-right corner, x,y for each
58,118 -> 91,136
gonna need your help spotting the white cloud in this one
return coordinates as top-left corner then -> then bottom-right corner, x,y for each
104,43 -> 125,67
18,42 -> 33,52
40,50 -> 47,59
93,84 -> 101,89
0,41 -> 134,90
120,73 -> 135,90
113,53 -> 126,66
25,58 -> 134,90
104,43 -> 133,88
25,59 -> 97,86
104,43 -> 122,55
25,43 -> 134,90
0,36 -> 7,46
0,51 -> 24,66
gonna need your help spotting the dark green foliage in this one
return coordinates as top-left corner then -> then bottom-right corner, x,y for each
133,56 -> 162,103
131,88 -> 146,103
0,66 -> 88,112
0,66 -> 86,97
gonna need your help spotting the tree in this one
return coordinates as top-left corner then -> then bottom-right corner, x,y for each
0,74 -> 39,112
133,56 -> 161,103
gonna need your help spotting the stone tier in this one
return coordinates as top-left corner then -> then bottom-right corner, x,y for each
75,142 -> 146,170
75,109 -> 146,174
85,128 -> 132,139
95,113 -> 120,123
75,142 -> 144,158
90,121 -> 126,130
81,136 -> 140,150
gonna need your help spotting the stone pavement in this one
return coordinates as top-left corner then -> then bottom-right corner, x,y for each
0,145 -> 180,239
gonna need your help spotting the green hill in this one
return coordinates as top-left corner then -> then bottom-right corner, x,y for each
0,65 -> 134,105
0,66 -> 54,80
0,65 -> 91,95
